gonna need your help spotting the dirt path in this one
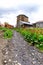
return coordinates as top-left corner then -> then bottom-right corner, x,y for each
0,38 -> 9,65
2,31 -> 43,65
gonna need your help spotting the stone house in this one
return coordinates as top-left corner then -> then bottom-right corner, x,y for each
33,21 -> 43,28
16,14 -> 33,28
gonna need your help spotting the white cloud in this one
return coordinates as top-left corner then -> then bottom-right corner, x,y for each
0,0 -> 43,26
0,0 -> 42,8
29,5 -> 43,23
0,13 -> 17,26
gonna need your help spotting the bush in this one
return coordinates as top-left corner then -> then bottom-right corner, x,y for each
4,29 -> 13,38
38,34 -> 43,42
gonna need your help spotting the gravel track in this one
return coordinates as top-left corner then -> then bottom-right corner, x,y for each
2,31 -> 43,65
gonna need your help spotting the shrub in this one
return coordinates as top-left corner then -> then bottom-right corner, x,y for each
38,34 -> 43,42
4,29 -> 13,38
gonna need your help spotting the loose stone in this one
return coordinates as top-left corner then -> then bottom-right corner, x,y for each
3,60 -> 7,64
5,51 -> 8,55
8,59 -> 11,62
32,61 -> 36,64
32,58 -> 35,60
32,53 -> 34,55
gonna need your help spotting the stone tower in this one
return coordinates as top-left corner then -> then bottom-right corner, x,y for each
17,14 -> 29,27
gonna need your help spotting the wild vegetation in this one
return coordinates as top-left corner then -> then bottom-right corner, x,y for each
0,27 -> 43,52
0,27 -> 13,39
15,28 -> 43,52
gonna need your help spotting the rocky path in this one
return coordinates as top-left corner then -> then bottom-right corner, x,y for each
0,38 -> 9,65
2,31 -> 43,65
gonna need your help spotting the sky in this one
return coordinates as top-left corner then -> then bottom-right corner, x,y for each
0,0 -> 43,26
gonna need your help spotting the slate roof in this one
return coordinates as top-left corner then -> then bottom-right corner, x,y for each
20,21 -> 33,25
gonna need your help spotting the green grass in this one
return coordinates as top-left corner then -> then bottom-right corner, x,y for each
35,43 -> 43,52
4,29 -> 13,39
0,27 -> 13,39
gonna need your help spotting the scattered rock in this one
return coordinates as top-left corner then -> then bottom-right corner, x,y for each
32,53 -> 34,55
3,59 -> 7,65
8,59 -> 11,62
32,61 -> 36,64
